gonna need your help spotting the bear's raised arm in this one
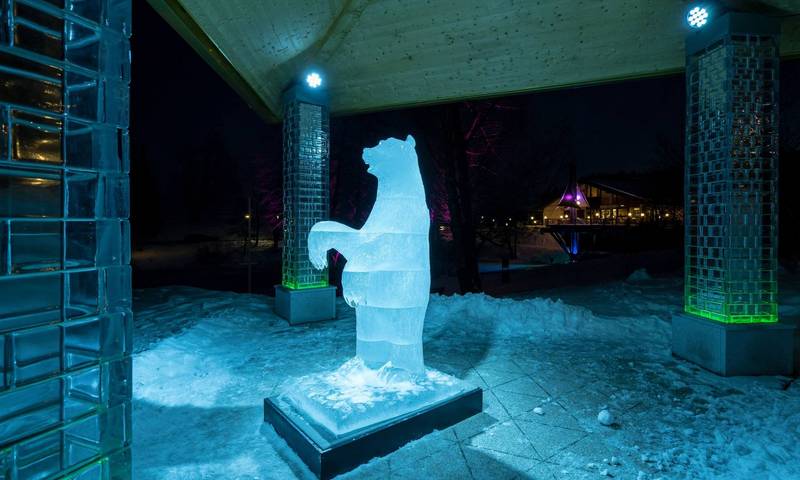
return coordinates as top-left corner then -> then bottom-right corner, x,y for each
308,221 -> 361,270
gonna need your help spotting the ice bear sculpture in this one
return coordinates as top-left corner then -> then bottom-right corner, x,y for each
308,135 -> 429,374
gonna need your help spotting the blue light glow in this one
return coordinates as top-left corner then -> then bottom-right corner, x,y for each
305,72 -> 323,88
687,6 -> 709,28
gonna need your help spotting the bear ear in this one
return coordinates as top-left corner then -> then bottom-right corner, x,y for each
405,134 -> 416,148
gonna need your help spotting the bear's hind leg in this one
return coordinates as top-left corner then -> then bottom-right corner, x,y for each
386,306 -> 426,374
356,305 -> 393,369
356,305 -> 426,374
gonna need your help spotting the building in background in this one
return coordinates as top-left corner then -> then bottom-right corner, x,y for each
543,179 -> 682,225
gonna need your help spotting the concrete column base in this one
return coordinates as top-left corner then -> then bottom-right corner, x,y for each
274,285 -> 336,325
672,313 -> 795,376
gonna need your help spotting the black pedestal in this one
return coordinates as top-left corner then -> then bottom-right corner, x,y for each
264,387 -> 482,479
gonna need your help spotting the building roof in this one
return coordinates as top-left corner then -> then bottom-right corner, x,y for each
582,180 -> 648,202
149,0 -> 800,122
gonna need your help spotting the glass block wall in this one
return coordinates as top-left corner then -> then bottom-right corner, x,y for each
0,0 -> 132,478
282,94 -> 329,290
685,20 -> 779,323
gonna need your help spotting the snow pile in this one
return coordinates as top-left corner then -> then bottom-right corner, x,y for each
426,292 -> 668,344
428,293 -> 594,337
626,268 -> 652,282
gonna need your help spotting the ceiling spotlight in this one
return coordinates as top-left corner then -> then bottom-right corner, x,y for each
687,6 -> 709,28
305,72 -> 322,88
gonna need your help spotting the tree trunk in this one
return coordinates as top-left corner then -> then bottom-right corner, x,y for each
441,104 -> 482,293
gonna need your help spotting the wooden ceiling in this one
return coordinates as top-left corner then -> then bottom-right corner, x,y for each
149,0 -> 800,122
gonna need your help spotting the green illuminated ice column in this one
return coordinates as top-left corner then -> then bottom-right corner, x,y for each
672,11 -> 794,376
274,75 -> 336,324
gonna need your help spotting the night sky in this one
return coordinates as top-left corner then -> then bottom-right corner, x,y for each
130,2 -> 799,243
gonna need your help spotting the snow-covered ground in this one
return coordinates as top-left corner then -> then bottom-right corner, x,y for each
132,272 -> 800,480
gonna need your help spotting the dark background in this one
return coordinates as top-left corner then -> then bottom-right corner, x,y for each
129,2 -> 800,292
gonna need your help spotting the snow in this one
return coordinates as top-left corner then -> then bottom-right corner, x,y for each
132,274 -> 800,479
597,409 -> 615,426
280,357 -> 469,436
626,268 -> 653,282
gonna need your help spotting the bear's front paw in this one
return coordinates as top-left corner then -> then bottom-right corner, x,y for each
343,290 -> 364,307
309,250 -> 328,270
308,233 -> 328,270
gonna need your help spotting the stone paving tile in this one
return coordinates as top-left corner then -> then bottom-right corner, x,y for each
491,389 -> 548,417
553,385 -> 613,425
436,426 -> 460,443
475,358 -> 526,373
515,402 -> 585,432
391,446 -> 473,479
495,376 -> 551,398
462,445 -> 541,480
471,366 -> 527,388
339,457 -> 391,480
466,420 -> 543,461
525,461 -> 594,479
387,430 -> 457,471
529,372 -> 591,398
482,388 -> 513,420
514,420 -> 587,460
546,433 -> 646,477
462,367 -> 492,390
449,412 -> 502,441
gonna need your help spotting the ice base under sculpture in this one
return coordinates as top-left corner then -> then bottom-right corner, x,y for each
280,358 -> 470,437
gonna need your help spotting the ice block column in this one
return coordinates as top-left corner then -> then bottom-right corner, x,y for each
274,79 -> 336,324
0,0 -> 132,478
673,12 -> 794,376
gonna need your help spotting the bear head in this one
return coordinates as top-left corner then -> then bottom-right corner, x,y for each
362,135 -> 418,181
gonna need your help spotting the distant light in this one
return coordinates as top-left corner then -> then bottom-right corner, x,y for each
640,213 -> 645,217
245,214 -> 251,220
687,6 -> 709,28
305,72 -> 323,88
